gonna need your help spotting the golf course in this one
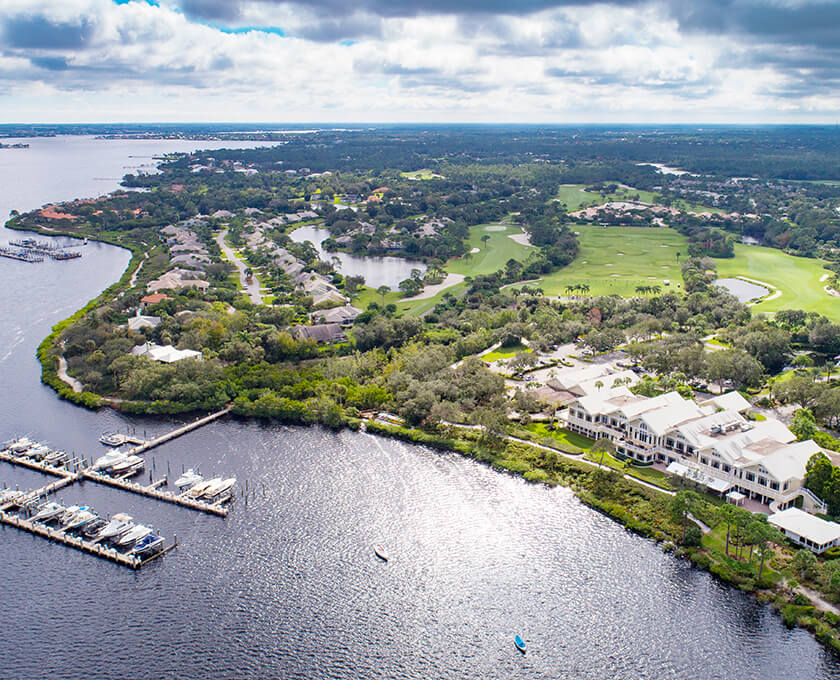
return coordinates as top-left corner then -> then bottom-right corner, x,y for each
714,244 -> 839,320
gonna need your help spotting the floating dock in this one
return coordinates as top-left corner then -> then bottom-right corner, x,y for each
81,469 -> 229,517
0,448 -> 76,478
0,510 -> 174,570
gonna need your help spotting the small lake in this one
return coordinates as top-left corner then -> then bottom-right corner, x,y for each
715,277 -> 770,302
636,162 -> 694,176
289,224 -> 426,289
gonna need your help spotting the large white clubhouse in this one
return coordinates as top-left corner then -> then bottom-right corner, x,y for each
555,366 -> 830,512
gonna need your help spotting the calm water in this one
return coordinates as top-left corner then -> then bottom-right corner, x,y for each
0,137 -> 838,679
715,277 -> 770,303
289,224 -> 426,289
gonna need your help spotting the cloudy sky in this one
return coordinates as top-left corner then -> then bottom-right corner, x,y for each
0,0 -> 838,123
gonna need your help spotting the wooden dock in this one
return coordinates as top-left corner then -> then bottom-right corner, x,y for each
125,407 -> 232,456
81,469 -> 229,517
0,449 -> 73,478
0,510 -> 174,569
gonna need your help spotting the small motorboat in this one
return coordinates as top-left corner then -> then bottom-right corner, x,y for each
374,544 -> 388,562
514,635 -> 526,654
132,533 -> 164,556
174,468 -> 203,489
118,524 -> 153,546
98,432 -> 126,447
110,455 -> 144,477
63,509 -> 97,532
96,513 -> 134,541
31,501 -> 65,523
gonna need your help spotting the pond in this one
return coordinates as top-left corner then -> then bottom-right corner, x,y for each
715,277 -> 770,303
289,224 -> 426,289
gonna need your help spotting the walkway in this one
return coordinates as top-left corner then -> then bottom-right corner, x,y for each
403,273 -> 465,301
215,230 -> 263,305
56,355 -> 82,393
129,251 -> 149,287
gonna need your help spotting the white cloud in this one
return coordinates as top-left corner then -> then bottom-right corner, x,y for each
0,0 -> 836,122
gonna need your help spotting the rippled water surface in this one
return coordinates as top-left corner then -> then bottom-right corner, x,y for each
0,137 -> 839,679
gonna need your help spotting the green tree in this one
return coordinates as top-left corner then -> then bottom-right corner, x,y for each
376,285 -> 391,306
669,490 -> 701,543
791,549 -> 817,581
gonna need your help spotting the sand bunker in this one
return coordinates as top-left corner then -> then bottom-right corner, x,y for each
484,225 -> 506,231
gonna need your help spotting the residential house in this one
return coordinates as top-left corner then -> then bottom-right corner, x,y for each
769,508 -> 840,554
291,324 -> 346,344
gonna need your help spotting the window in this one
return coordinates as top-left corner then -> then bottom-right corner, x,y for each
722,464 -> 731,473
700,456 -> 708,465
770,481 -> 779,491
758,477 -> 767,487
746,472 -> 755,482
784,481 -> 789,490
712,461 -> 720,469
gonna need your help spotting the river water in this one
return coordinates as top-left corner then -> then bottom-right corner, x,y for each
0,137 -> 838,679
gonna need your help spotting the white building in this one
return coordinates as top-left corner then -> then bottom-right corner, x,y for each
562,388 -> 831,510
130,342 -> 203,363
769,507 -> 840,554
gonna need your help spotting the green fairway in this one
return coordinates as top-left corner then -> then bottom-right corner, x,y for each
714,244 -> 839,320
400,169 -> 444,180
553,184 -> 661,211
512,224 -> 687,297
446,223 -> 537,277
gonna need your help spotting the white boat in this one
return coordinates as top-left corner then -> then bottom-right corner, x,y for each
132,534 -> 164,556
25,444 -> 51,461
96,513 -> 134,541
59,505 -> 90,525
374,544 -> 389,562
118,524 -> 153,546
99,432 -> 126,447
110,455 -> 144,476
62,509 -> 97,531
31,501 -> 65,523
43,449 -> 68,465
9,437 -> 34,453
205,477 -> 236,499
0,489 -> 25,505
174,468 -> 203,489
92,449 -> 128,471
187,477 -> 220,498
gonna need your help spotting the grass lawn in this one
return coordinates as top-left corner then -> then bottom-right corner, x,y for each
520,423 -> 593,453
400,169 -> 444,180
513,224 -> 688,297
483,343 -> 530,362
553,184 -> 661,211
714,244 -> 839,320
626,465 -> 674,491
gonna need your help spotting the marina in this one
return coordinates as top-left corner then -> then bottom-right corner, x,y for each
0,411 -> 237,564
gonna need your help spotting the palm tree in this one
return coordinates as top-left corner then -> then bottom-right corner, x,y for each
590,438 -> 616,468
579,284 -> 590,295
481,234 -> 490,249
376,285 -> 391,306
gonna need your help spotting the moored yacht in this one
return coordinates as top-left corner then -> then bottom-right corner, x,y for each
92,449 -> 128,471
43,449 -> 69,465
174,468 -> 203,489
63,509 -> 97,532
31,501 -> 64,523
59,505 -> 90,525
205,477 -> 236,500
9,437 -> 34,454
110,455 -> 144,476
186,478 -> 219,498
118,524 -> 153,546
96,513 -> 134,541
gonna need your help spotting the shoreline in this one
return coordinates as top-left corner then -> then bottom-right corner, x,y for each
14,220 -> 840,658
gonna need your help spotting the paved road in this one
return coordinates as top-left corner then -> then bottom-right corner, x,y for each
56,355 -> 82,393
216,230 -> 262,305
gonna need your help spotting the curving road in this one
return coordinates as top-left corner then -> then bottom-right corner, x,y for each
216,229 -> 263,305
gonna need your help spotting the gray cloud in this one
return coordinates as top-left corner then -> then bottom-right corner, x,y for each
29,56 -> 70,71
2,15 -> 94,50
294,15 -> 382,42
180,0 -> 243,22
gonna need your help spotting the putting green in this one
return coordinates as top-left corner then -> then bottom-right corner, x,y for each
714,244 -> 839,320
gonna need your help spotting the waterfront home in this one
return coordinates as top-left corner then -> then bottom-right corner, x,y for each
126,313 -> 161,331
562,388 -> 832,510
147,268 -> 210,293
130,342 -> 203,363
139,293 -> 173,308
769,508 -> 840,554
